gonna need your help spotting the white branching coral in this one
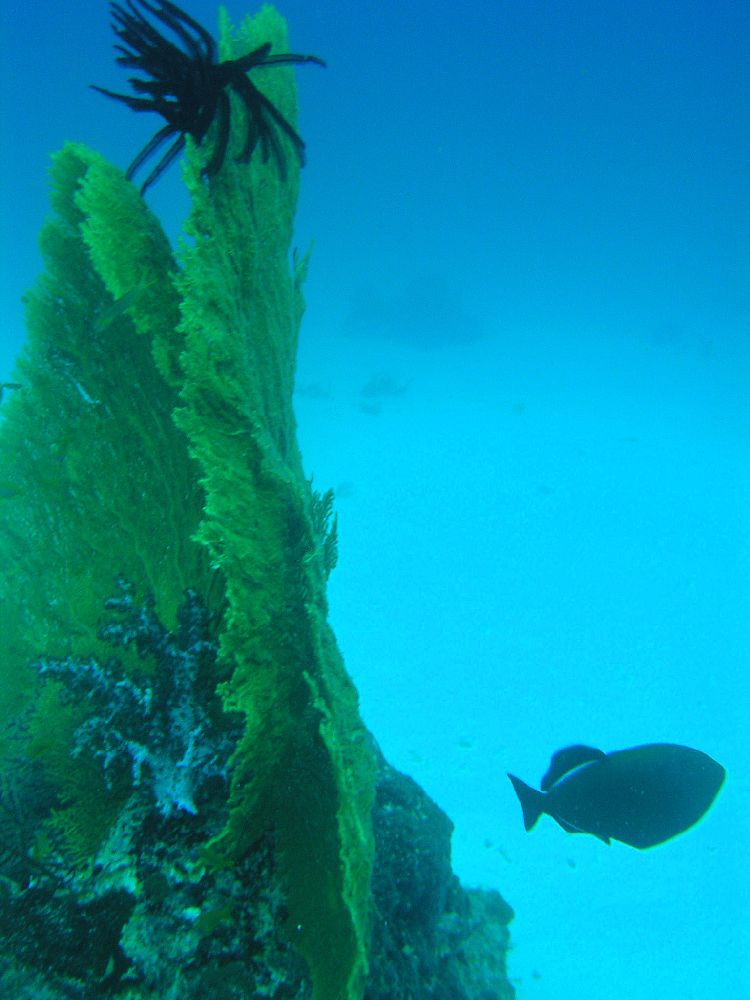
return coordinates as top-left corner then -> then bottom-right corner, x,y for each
36,578 -> 235,816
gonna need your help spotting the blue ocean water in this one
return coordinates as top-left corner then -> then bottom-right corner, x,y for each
1,1 -> 748,997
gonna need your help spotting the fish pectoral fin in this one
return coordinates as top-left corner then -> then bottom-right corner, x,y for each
553,815 -> 611,844
554,816 -> 583,834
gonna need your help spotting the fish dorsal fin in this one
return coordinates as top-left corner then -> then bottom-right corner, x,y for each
541,744 -> 607,790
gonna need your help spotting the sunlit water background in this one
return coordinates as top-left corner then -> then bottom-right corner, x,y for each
1,2 -> 748,997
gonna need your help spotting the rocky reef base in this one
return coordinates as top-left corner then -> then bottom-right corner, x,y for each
0,744 -> 514,999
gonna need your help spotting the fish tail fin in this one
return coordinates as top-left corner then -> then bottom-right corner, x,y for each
507,773 -> 546,832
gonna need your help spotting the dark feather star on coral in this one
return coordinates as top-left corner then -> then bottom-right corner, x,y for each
92,0 -> 325,193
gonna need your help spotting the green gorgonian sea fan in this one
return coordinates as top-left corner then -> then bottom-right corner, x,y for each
0,7 -> 375,998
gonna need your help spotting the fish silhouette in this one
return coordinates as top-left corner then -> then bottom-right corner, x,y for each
508,743 -> 725,849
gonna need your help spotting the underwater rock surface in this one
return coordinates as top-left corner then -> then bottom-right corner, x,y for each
0,735 -> 514,999
367,750 -> 515,1000
1,573 -> 514,997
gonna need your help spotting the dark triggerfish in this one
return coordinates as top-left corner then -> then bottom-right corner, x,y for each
508,743 -> 725,849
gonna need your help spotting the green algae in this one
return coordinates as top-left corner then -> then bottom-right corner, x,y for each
0,6 -> 375,997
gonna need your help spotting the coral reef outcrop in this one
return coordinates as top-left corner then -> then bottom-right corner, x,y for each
0,7 -> 514,998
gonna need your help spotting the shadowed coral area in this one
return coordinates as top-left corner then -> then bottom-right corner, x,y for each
0,6 -> 375,998
0,142 -> 209,827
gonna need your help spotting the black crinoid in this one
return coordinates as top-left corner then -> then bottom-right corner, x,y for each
93,0 -> 325,194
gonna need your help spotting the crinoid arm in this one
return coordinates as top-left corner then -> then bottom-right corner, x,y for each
128,127 -> 186,193
231,73 -> 306,179
110,0 -> 215,72
150,0 -> 216,62
202,90 -> 232,179
93,0 -> 325,192
252,50 -> 327,69
89,84 -> 158,114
